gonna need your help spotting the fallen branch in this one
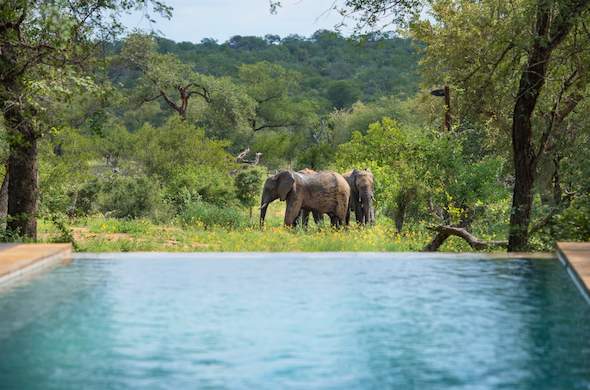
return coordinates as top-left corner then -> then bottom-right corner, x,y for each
423,225 -> 507,252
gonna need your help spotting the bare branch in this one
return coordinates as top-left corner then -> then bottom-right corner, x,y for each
534,69 -> 583,163
423,225 -> 508,251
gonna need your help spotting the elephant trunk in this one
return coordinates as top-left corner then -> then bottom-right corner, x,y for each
361,192 -> 373,225
259,203 -> 268,227
259,191 -> 276,228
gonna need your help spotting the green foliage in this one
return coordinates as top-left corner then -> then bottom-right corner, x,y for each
334,118 -> 507,228
48,213 -> 79,250
251,129 -> 300,169
554,196 -> 590,241
166,166 -> 236,211
97,175 -> 163,219
120,33 -> 256,137
330,97 -> 420,144
8,0 -> 587,250
133,116 -> 234,178
326,80 -> 362,109
234,167 -> 265,210
180,200 -> 247,229
38,127 -> 98,215
296,143 -> 335,170
151,32 -> 420,100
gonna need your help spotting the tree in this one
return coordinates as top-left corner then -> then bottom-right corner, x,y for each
411,0 -> 590,250
234,167 -> 264,221
335,0 -> 590,250
506,0 -> 589,250
333,118 -> 505,234
238,61 -> 316,133
326,80 -> 362,110
0,0 -> 171,238
121,33 -> 255,126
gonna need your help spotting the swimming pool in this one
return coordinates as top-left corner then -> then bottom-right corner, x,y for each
0,253 -> 589,389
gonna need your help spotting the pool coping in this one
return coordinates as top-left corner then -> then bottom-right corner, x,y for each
557,242 -> 590,305
0,244 -> 73,287
74,251 -> 554,260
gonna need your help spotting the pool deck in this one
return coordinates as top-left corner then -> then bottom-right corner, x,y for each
0,243 -> 72,286
557,242 -> 590,304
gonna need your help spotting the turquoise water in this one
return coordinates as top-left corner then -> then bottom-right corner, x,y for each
0,253 -> 589,390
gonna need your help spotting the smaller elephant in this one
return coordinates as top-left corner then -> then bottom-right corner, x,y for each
343,169 -> 375,225
259,170 -> 350,228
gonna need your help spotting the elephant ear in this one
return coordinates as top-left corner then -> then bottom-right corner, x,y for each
277,171 -> 295,201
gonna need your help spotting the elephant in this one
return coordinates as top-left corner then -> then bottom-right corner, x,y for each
297,168 -> 323,227
259,170 -> 350,228
343,169 -> 375,225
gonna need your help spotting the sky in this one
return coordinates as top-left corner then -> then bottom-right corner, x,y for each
122,0 -> 351,43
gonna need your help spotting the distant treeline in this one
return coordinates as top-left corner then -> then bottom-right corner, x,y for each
110,30 -> 420,110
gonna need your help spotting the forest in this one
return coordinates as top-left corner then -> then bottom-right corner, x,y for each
1,0 -> 589,252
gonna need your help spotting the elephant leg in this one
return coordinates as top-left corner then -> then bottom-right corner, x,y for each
355,203 -> 364,224
329,215 -> 337,228
301,209 -> 310,227
312,210 -> 322,226
284,198 -> 303,227
330,214 -> 344,229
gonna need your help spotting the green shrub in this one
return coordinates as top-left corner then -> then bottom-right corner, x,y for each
166,166 -> 237,211
180,200 -> 247,228
234,166 -> 264,219
73,178 -> 101,216
98,174 -> 162,219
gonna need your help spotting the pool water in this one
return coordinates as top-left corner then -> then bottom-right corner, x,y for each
0,253 -> 589,389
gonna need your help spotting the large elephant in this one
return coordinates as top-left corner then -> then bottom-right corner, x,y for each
343,169 -> 375,225
297,168 -> 323,227
259,170 -> 350,227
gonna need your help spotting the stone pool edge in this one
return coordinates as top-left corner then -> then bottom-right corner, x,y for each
557,242 -> 590,305
0,244 -> 73,287
74,251 -> 554,260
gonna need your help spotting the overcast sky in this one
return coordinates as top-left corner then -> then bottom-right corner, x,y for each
122,0 -> 351,43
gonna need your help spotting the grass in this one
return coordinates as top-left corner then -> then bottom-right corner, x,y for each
37,203 -> 496,252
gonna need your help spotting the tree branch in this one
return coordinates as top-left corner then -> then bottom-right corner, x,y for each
256,93 -> 282,104
158,90 -> 181,114
534,69 -> 583,164
423,225 -> 508,251
252,122 -> 300,131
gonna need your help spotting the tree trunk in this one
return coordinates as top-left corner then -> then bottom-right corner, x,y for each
507,0 -> 589,251
4,93 -> 39,239
552,155 -> 562,206
7,136 -> 38,239
507,6 -> 551,252
394,201 -> 406,233
0,169 -> 8,226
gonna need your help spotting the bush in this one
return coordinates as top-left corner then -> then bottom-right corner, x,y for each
166,166 -> 237,212
73,178 -> 101,216
98,174 -> 163,219
180,199 -> 247,229
234,166 -> 264,218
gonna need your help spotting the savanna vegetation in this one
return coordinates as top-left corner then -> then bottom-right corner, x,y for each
1,0 -> 588,252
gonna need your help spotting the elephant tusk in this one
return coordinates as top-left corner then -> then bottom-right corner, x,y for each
259,202 -> 268,210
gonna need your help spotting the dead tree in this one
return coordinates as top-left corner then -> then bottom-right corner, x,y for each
424,225 -> 508,251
